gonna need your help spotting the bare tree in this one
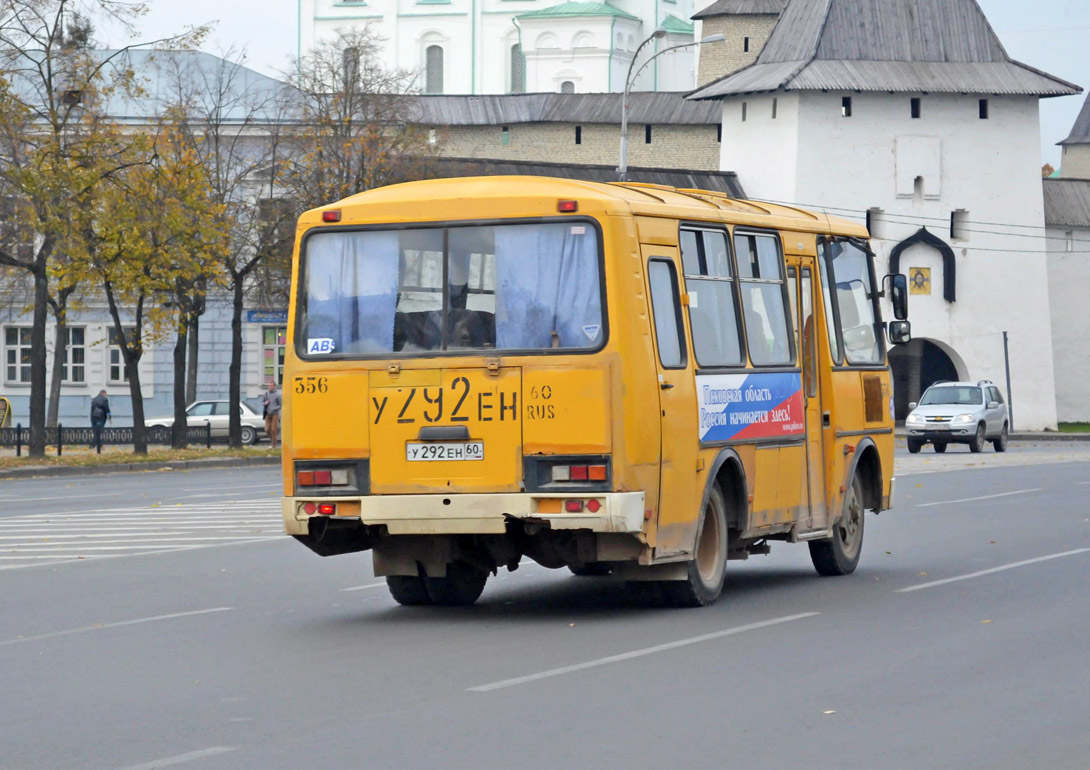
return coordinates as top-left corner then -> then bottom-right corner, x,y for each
158,48 -> 297,446
285,29 -> 437,211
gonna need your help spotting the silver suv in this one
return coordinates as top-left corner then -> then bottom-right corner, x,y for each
904,381 -> 1009,454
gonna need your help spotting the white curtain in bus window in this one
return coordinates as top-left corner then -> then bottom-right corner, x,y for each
494,223 -> 602,350
304,231 -> 401,354
828,240 -> 881,364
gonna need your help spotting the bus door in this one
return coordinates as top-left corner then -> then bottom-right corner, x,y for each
787,260 -> 828,532
644,248 -> 701,557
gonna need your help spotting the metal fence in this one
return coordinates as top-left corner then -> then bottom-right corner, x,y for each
0,423 -> 214,457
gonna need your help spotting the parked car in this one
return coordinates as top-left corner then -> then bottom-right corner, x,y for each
904,381 -> 1009,454
145,400 -> 266,445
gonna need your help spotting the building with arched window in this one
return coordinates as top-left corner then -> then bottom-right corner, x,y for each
298,0 -> 697,95
691,0 -> 1082,429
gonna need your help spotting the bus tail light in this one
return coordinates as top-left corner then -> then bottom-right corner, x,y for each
318,503 -> 336,516
322,209 -> 342,222
534,457 -> 611,491
303,502 -> 316,515
557,200 -> 578,213
297,469 -> 350,487
586,499 -> 601,513
565,500 -> 584,512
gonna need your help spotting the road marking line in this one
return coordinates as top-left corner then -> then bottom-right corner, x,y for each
897,548 -> 1090,593
0,607 -> 233,647
468,613 -> 820,692
916,488 -> 1041,508
1077,481 -> 1090,486
117,746 -> 236,769
0,492 -> 129,503
0,537 -> 284,569
2,538 -> 279,552
0,525 -> 281,530
341,582 -> 388,592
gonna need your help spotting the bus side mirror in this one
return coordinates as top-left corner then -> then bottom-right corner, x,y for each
884,273 -> 908,320
888,320 -> 911,345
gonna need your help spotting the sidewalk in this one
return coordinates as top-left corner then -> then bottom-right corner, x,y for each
0,453 -> 280,480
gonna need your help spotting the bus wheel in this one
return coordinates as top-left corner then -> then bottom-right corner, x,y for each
424,562 -> 488,606
662,485 -> 728,608
386,575 -> 432,606
809,475 -> 865,576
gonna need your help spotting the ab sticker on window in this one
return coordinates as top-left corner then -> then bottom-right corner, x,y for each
582,325 -> 601,341
307,338 -> 335,355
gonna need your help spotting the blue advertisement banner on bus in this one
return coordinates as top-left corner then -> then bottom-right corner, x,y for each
696,372 -> 805,443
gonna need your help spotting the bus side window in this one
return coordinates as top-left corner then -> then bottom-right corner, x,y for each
817,241 -> 843,365
647,259 -> 687,369
734,233 -> 793,366
680,227 -> 743,368
801,268 -> 817,397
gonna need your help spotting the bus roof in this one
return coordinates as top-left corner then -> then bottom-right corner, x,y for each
308,175 -> 870,239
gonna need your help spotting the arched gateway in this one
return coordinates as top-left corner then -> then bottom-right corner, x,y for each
888,338 -> 968,420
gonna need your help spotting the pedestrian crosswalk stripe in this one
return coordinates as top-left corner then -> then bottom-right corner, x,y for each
0,498 -> 285,569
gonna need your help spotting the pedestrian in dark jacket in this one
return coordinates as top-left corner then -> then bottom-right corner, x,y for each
89,390 -> 111,451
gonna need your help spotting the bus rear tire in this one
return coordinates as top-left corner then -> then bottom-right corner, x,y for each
809,475 -> 865,576
661,485 -> 728,608
424,562 -> 488,606
386,575 -> 432,606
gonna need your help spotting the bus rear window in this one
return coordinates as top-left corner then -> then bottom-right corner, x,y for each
301,222 -> 604,355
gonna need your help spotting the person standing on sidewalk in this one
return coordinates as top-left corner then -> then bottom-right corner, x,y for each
89,390 -> 111,451
263,381 -> 282,448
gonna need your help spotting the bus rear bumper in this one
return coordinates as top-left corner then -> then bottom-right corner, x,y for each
282,491 -> 647,537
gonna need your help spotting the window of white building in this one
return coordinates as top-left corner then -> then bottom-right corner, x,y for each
510,44 -> 525,93
61,326 -> 85,384
108,327 -> 134,384
560,80 -> 575,94
263,326 -> 287,386
950,209 -> 970,241
425,45 -> 444,94
4,327 -> 31,384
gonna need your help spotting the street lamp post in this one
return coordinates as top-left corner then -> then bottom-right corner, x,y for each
618,32 -> 725,182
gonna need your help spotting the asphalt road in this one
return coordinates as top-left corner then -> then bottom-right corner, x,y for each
1,445 -> 1088,770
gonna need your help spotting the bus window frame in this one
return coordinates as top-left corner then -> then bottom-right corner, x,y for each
677,223 -> 747,371
293,216 -> 609,362
732,227 -> 798,369
818,236 -> 889,371
646,257 -> 689,370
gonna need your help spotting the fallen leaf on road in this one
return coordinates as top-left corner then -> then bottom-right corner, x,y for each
989,540 -> 997,544
919,571 -> 928,576
885,550 -> 891,554
981,619 -> 992,624
569,623 -> 575,628
824,710 -> 837,715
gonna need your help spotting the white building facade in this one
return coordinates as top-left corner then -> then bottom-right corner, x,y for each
691,0 -> 1081,430
1045,93 -> 1090,422
298,0 -> 696,94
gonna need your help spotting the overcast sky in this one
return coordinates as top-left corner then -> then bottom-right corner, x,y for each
115,0 -> 1090,167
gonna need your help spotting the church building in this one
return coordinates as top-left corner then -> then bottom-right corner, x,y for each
298,0 -> 697,95
690,0 -> 1082,430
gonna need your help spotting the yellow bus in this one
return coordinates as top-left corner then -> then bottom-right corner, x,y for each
281,176 -> 911,607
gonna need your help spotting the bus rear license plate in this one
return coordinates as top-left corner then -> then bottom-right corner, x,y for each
406,441 -> 484,462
